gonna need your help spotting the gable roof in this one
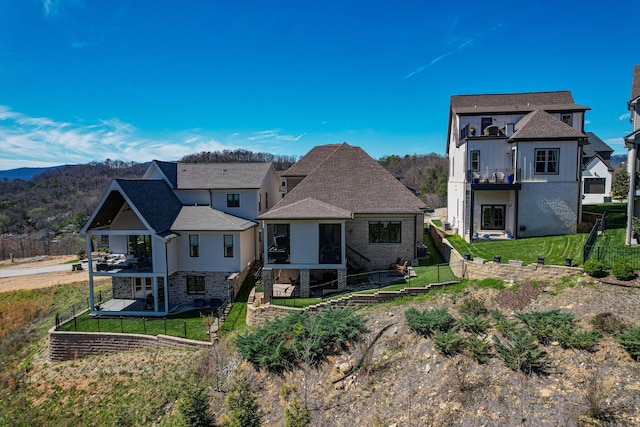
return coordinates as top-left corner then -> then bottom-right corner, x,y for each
261,143 -> 426,219
176,162 -> 274,190
583,132 -> 613,159
451,91 -> 590,115
281,144 -> 341,177
509,109 -> 586,140
258,197 -> 353,220
171,206 -> 256,231
84,179 -> 182,233
155,161 -> 178,188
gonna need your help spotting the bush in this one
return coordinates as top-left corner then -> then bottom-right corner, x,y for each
493,329 -> 546,372
515,309 -> 575,345
590,312 -> 627,335
458,313 -> 490,335
236,308 -> 365,372
583,260 -> 606,278
223,370 -> 262,427
433,329 -> 465,357
284,393 -> 311,427
611,261 -> 635,281
616,325 -> 640,360
457,296 -> 487,317
555,324 -> 601,351
467,335 -> 491,364
177,379 -> 217,427
405,307 -> 455,337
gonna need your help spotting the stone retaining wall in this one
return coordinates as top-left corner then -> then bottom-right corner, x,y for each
246,281 -> 458,327
49,326 -> 212,361
428,222 -> 582,282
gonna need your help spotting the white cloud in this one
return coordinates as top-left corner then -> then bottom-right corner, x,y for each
0,106 -> 237,170
619,112 -> 631,121
404,52 -> 452,79
604,137 -> 627,154
247,129 -> 305,143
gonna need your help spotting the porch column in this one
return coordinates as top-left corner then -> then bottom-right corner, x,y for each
153,277 -> 158,312
337,268 -> 347,291
300,269 -> 310,298
86,237 -> 94,310
263,268 -> 273,303
163,276 -> 169,313
627,143 -> 638,246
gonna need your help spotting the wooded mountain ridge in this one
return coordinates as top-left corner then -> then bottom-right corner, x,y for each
0,150 -> 448,258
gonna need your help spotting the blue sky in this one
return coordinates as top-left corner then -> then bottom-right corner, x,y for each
0,0 -> 638,170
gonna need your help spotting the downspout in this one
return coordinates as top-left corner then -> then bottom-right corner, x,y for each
626,142 -> 637,246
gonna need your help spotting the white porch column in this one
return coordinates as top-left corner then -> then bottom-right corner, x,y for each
626,144 -> 637,246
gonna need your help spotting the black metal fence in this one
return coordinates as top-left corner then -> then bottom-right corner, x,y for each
583,209 -> 640,269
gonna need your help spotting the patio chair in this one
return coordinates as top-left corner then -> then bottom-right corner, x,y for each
493,171 -> 505,183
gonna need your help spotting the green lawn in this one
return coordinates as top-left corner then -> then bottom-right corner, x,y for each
447,233 -> 588,266
57,308 -> 216,341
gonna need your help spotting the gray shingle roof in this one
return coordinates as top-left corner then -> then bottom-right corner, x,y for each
632,65 -> 640,100
583,132 -> 613,159
258,197 -> 353,220
154,161 -> 178,188
263,143 -> 426,219
84,179 -> 183,232
510,110 -> 585,140
176,162 -> 274,189
281,144 -> 342,177
171,206 -> 256,231
451,91 -> 590,114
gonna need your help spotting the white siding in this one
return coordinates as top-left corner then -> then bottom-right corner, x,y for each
239,229 -> 255,271
166,238 -> 179,275
111,210 -> 147,230
174,190 -> 210,206
109,235 -> 128,254
175,232 -> 243,272
290,222 -> 318,265
211,190 -> 259,220
582,158 -> 612,205
516,140 -> 579,183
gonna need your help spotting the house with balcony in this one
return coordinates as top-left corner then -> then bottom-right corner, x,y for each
625,65 -> 640,245
81,161 -> 281,316
446,91 -> 589,242
582,132 -> 613,205
257,143 -> 427,299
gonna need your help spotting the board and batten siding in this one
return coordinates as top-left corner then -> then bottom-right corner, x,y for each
174,189 -> 210,206
290,222 -> 321,265
175,230 -> 253,272
210,190 -> 259,220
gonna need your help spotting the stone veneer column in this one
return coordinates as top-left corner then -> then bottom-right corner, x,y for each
263,268 -> 273,303
300,269 -> 310,298
337,268 -> 347,291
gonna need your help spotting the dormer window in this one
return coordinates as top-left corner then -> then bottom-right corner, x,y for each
561,113 -> 573,126
481,117 -> 492,134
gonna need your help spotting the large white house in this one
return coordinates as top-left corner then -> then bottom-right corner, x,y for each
81,161 -> 281,316
446,91 -> 589,242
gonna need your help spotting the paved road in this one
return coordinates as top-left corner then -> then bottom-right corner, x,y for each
0,264 -> 74,278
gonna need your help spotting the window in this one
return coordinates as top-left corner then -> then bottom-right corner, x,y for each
319,224 -> 342,264
265,193 -> 269,210
186,276 -> 205,295
561,113 -> 573,126
258,193 -> 262,211
189,234 -> 199,257
369,221 -> 401,243
481,117 -> 492,134
471,150 -> 480,171
535,149 -> 559,174
100,235 -> 109,246
227,193 -> 240,208
224,235 -> 234,257
481,205 -> 506,230
584,178 -> 606,194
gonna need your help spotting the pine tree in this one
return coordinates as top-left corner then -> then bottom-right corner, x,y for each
223,369 -> 262,427
177,379 -> 217,427
611,167 -> 630,200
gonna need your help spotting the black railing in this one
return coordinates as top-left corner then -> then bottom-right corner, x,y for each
346,245 -> 370,271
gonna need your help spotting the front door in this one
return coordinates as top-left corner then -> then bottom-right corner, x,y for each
481,205 -> 506,230
132,277 -> 152,299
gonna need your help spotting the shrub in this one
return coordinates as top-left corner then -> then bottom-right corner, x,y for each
555,324 -> 601,351
611,261 -> 635,281
223,370 -> 262,427
458,313 -> 490,335
493,329 -> 546,372
583,259 -> 606,278
590,312 -> 627,335
177,379 -> 217,427
616,325 -> 640,360
433,329 -> 465,357
457,296 -> 487,317
515,309 -> 575,345
284,393 -> 311,427
405,307 -> 455,338
467,335 -> 491,364
236,308 -> 365,372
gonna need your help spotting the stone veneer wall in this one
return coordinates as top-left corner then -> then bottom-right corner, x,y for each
168,266 -> 251,307
49,325 -> 212,362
